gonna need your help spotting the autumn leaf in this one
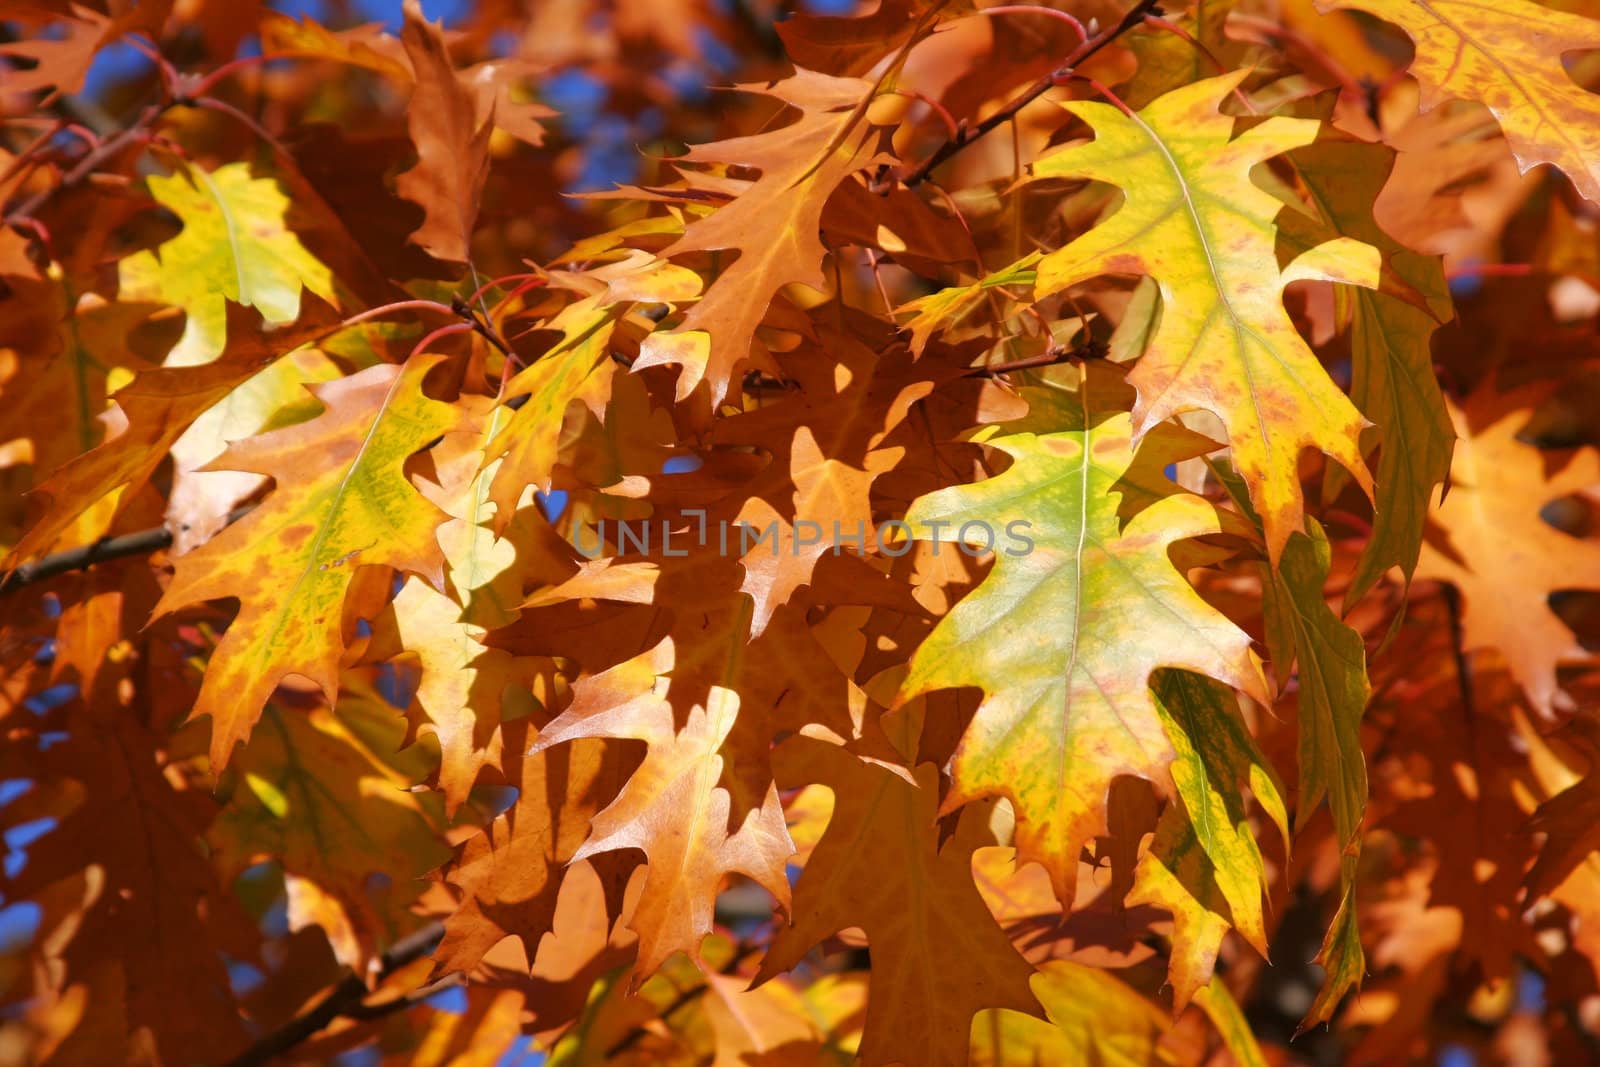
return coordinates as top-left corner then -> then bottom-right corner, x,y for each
214,691 -> 452,938
0,7 -> 114,97
1127,671 -> 1288,1011
1263,519 -> 1371,1026
118,162 -> 338,364
896,255 -> 1040,357
7,3 -> 1600,1061
395,0 -> 493,263
4,711 -> 255,1062
709,330 -> 939,631
485,294 -> 620,529
1277,136 -> 1455,605
970,960 -> 1175,1067
1321,0 -> 1600,204
153,356 -> 459,768
755,735 -> 1040,1067
1415,383 -> 1600,717
6,299 -> 341,567
897,365 -> 1269,899
635,71 -> 894,403
529,641 -> 795,978
433,719 -> 630,976
1032,71 -> 1382,563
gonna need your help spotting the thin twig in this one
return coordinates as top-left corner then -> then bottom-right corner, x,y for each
221,921 -> 447,1067
3,102 -> 167,225
604,942 -> 761,1059
897,0 -> 1161,188
970,339 -> 1106,377
450,295 -> 517,361
0,504 -> 257,598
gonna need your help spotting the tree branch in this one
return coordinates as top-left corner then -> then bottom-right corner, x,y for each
0,504 -> 257,598
2,101 -> 168,226
896,0 -> 1162,188
221,921 -> 447,1067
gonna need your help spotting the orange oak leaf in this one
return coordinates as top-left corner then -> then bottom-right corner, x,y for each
634,71 -> 894,403
0,6 -> 114,97
709,332 -> 939,632
5,711 -> 256,1062
6,299 -> 341,568
1415,384 -> 1600,717
433,718 -> 633,976
395,0 -> 493,263
152,356 -> 459,768
754,736 -> 1040,1067
529,640 -> 795,979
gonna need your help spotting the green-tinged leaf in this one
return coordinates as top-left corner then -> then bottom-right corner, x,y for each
486,296 -> 619,530
1280,137 -> 1454,604
7,300 -> 342,565
897,365 -> 1269,900
119,163 -> 337,365
1032,71 -> 1381,563
153,356 -> 459,768
895,254 -> 1038,357
1127,671 -> 1288,1010
1193,979 -> 1269,1067
214,691 -> 451,925
1263,518 -> 1370,1025
971,960 -> 1177,1067
1267,520 -> 1369,840
1305,882 -> 1364,1030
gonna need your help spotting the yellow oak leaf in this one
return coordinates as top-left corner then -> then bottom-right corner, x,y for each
154,356 -> 459,768
1032,71 -> 1381,563
118,162 -> 337,365
1320,0 -> 1600,204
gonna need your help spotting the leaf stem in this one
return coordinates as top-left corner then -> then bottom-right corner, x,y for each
2,102 -> 166,226
979,4 -> 1089,43
898,0 -> 1162,188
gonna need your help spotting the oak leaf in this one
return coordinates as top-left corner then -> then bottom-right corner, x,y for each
897,367 -> 1269,900
153,356 -> 459,768
215,692 -> 452,945
635,71 -> 894,403
529,641 -> 795,979
970,960 -> 1176,1067
1321,0 -> 1600,204
1032,71 -> 1382,563
118,163 -> 337,365
433,719 -> 632,976
1127,671 -> 1288,1011
395,0 -> 494,264
1278,137 -> 1456,604
755,736 -> 1040,1067
1415,384 -> 1600,717
6,299 -> 341,568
